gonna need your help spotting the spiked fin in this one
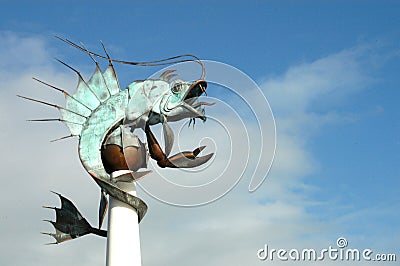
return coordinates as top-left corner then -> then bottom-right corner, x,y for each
87,65 -> 111,101
17,95 -> 86,136
71,74 -> 101,111
42,192 -> 107,244
41,229 -> 72,245
103,64 -> 120,95
32,77 -> 92,117
50,134 -> 75,142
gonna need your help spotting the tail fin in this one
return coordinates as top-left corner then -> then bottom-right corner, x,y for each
42,192 -> 106,244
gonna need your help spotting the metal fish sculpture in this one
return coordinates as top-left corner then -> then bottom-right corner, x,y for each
19,38 -> 214,244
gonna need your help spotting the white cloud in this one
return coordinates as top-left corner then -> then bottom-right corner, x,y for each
264,48 -> 371,114
137,48 -> 383,266
0,32 -> 105,266
1,32 -> 395,266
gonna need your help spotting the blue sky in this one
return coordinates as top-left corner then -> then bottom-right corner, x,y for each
0,1 -> 399,265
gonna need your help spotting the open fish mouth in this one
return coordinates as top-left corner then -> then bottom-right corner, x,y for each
160,79 -> 213,123
185,80 -> 207,100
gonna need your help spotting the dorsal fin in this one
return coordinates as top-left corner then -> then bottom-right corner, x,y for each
57,59 -> 102,111
32,77 -> 92,118
100,41 -> 120,95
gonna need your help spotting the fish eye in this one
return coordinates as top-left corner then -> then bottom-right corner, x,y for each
171,80 -> 184,94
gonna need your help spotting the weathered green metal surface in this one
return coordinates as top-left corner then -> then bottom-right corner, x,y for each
78,91 -> 128,178
19,38 -> 216,245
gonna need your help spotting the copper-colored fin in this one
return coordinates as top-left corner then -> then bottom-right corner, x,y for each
146,123 -> 213,168
160,69 -> 176,80
165,73 -> 178,82
145,124 -> 166,162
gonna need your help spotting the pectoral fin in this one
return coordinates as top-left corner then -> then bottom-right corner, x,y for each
162,116 -> 174,157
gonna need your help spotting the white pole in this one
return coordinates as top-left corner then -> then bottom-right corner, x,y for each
106,170 -> 142,266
